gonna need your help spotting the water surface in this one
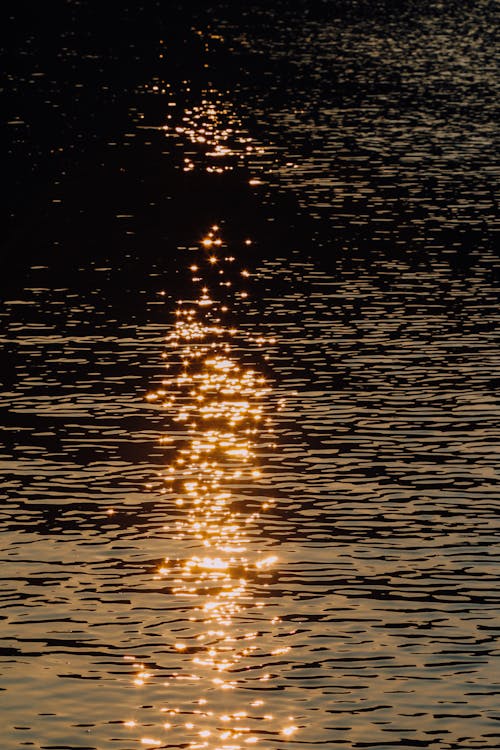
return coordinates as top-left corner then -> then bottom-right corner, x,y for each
1,1 -> 499,748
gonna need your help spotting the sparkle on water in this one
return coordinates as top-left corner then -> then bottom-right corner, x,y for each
138,88 -> 266,176
1,2 -> 499,748
128,226 -> 298,748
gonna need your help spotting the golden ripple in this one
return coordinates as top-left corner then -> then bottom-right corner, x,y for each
128,225 -> 297,748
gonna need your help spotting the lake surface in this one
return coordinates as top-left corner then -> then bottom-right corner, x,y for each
1,1 -> 499,749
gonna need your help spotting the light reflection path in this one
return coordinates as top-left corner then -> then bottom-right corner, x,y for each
127,227 -> 298,749
137,88 -> 266,175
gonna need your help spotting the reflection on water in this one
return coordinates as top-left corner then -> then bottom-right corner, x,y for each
138,89 -> 266,176
1,1 -> 499,749
1,240 -> 498,748
126,228 -> 298,748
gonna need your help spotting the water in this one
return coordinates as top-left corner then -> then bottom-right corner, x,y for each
1,2 -> 499,749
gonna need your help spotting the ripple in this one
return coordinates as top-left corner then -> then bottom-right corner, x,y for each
1,1 -> 499,748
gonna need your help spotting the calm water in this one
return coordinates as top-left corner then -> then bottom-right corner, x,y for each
1,2 -> 499,749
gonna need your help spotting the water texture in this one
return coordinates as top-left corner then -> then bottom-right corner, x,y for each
1,1 -> 499,749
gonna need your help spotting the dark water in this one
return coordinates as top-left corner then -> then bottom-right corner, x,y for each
1,2 -> 499,749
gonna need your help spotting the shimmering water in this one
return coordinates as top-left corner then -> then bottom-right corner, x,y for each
1,1 -> 499,749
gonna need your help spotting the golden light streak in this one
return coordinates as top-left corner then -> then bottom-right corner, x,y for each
157,94 -> 266,174
130,223 -> 290,748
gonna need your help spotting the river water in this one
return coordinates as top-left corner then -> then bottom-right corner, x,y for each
1,1 -> 499,749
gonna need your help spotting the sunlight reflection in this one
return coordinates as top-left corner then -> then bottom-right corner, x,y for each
138,85 -> 266,176
125,225 -> 300,747
163,95 -> 266,173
